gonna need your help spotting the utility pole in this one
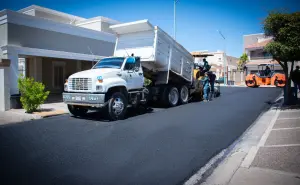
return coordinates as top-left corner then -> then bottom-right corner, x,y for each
217,30 -> 227,86
174,0 -> 179,40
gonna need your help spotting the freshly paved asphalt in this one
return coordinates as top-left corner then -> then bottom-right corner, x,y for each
0,87 -> 281,185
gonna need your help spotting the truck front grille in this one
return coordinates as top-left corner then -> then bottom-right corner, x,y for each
69,78 -> 92,91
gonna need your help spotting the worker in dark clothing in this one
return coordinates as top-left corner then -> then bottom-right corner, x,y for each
264,66 -> 271,76
291,66 -> 300,93
208,72 -> 216,101
201,72 -> 210,102
202,58 -> 211,73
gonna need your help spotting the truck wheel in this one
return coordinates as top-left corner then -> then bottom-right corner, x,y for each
68,105 -> 88,117
108,92 -> 128,121
179,85 -> 189,104
163,86 -> 179,107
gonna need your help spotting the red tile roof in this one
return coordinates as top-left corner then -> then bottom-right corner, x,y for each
245,39 -> 272,49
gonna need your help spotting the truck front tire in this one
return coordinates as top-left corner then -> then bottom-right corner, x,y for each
68,105 -> 88,117
107,92 -> 128,121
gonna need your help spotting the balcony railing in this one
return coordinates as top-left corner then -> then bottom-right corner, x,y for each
249,56 -> 273,60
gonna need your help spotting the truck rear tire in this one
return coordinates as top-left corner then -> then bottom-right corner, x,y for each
179,85 -> 189,104
68,105 -> 88,117
163,86 -> 179,107
107,92 -> 128,121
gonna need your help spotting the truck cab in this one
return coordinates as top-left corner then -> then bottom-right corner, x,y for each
63,56 -> 147,120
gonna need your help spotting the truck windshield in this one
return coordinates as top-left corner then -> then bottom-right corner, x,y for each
93,57 -> 125,69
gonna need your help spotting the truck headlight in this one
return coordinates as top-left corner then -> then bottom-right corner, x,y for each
64,83 -> 68,91
97,76 -> 103,83
96,85 -> 103,92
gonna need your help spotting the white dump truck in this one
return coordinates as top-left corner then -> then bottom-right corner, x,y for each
63,20 -> 202,120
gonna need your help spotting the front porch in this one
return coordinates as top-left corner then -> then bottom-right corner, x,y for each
21,56 -> 95,95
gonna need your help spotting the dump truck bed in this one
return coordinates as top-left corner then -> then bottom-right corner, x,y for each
110,20 -> 194,83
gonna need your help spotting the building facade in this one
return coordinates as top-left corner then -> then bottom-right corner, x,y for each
243,33 -> 282,74
191,50 -> 240,83
0,5 -> 120,111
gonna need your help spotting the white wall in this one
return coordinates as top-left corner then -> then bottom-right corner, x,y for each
194,52 -> 226,67
0,64 -> 11,111
0,24 -> 8,50
206,53 -> 224,66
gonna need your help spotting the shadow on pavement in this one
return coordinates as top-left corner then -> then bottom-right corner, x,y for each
73,106 -> 156,122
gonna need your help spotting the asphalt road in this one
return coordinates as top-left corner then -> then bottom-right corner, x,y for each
0,87 -> 281,185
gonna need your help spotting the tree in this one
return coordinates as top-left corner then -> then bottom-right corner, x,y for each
238,53 -> 248,71
263,11 -> 300,105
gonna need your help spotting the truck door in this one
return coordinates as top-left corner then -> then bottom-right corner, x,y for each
133,57 -> 144,89
123,57 -> 144,90
123,57 -> 137,90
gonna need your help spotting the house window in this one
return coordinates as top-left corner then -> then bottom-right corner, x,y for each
18,58 -> 26,77
52,62 -> 66,89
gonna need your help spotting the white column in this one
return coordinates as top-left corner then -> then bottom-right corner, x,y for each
241,71 -> 244,82
0,60 -> 11,111
6,53 -> 19,95
233,71 -> 236,82
216,69 -> 220,79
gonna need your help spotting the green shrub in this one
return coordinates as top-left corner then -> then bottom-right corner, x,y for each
17,75 -> 50,113
144,78 -> 152,86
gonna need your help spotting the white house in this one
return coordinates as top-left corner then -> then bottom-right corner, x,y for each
0,5 -> 121,111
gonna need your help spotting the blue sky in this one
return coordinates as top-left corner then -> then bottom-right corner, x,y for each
1,0 -> 299,57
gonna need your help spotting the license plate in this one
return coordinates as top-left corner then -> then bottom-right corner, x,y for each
75,96 -> 81,101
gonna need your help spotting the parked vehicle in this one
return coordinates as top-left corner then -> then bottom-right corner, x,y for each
245,64 -> 285,88
62,20 -> 203,120
215,77 -> 225,84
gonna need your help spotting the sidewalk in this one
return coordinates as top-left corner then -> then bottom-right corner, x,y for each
200,95 -> 300,185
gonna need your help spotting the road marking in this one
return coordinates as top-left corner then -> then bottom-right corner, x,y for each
258,110 -> 281,147
272,127 -> 300,131
240,146 -> 258,168
280,110 -> 300,113
263,144 -> 300,147
277,117 -> 300,120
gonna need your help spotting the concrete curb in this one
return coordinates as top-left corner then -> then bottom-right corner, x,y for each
33,110 -> 68,118
183,92 -> 284,185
